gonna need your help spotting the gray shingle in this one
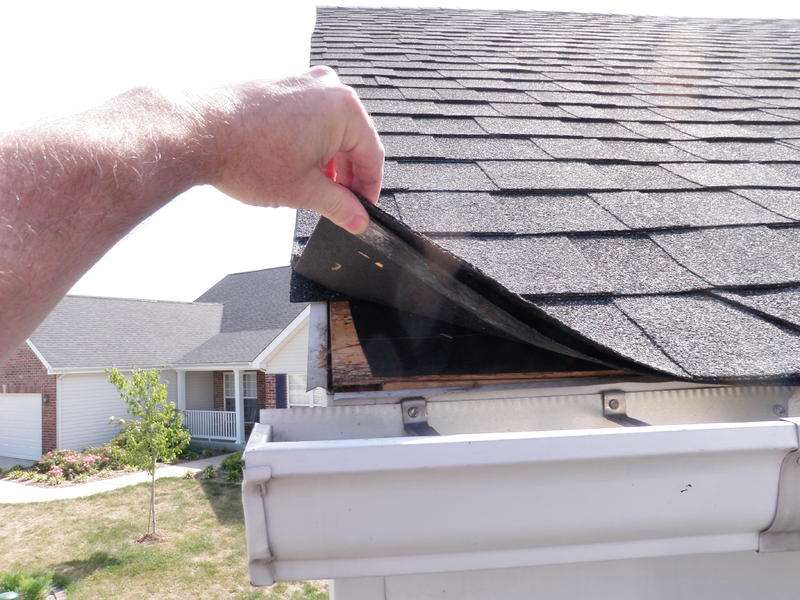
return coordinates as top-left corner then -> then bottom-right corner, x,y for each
591,191 -> 787,229
383,161 -> 497,191
663,163 -> 800,187
573,235 -> 709,294
534,138 -> 700,162
436,89 -> 534,102
670,123 -> 772,139
433,137 -> 549,160
715,287 -> 800,329
376,76 -> 463,88
566,122 -> 646,139
533,299 -> 688,376
353,86 -> 405,99
372,115 -> 420,133
489,103 -> 574,118
649,108 -> 786,123
381,134 -> 442,158
414,117 -> 486,135
475,117 -> 577,136
652,226 -> 800,286
434,235 -> 610,296
616,294 -> 800,379
560,106 -> 664,121
363,99 -> 440,114
531,91 -> 652,107
478,161 -> 696,191
672,141 -> 800,161
395,192 -> 628,234
394,192 -> 515,233
733,189 -> 800,219
399,88 -> 443,100
619,122 -> 695,140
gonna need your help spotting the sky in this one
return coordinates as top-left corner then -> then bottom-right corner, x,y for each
1,0 -> 798,301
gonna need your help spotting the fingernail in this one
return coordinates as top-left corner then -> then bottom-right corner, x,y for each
345,213 -> 369,234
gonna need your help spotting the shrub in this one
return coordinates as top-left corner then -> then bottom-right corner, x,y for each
197,465 -> 217,480
0,569 -> 59,600
220,452 -> 244,483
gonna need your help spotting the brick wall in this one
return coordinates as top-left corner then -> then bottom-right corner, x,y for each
0,343 -> 58,453
257,371 -> 277,409
213,371 -> 224,411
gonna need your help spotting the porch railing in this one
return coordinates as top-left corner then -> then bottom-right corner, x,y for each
182,409 -> 238,441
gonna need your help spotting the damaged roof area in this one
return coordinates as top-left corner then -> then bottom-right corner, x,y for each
292,7 -> 800,383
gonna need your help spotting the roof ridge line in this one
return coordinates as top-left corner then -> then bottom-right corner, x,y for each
65,294 -> 221,307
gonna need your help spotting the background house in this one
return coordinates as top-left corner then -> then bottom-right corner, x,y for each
0,265 -> 323,461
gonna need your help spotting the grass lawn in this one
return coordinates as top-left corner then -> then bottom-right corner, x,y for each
0,478 -> 328,600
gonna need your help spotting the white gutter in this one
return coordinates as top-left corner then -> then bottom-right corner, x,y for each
242,419 -> 799,586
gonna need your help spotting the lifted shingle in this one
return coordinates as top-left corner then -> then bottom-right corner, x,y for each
533,298 -> 688,376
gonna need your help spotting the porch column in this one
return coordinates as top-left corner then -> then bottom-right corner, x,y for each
175,369 -> 186,411
234,368 -> 245,444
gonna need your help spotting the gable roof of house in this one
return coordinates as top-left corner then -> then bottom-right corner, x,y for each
291,7 -> 800,383
28,266 -> 306,370
29,296 -> 223,370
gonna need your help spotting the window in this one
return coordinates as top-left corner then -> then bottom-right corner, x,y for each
223,371 -> 258,416
287,374 -> 327,407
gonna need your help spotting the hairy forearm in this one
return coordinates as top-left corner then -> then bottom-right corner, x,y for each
0,87 -> 216,360
0,67 -> 383,363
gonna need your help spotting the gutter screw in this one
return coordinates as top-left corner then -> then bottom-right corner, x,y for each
773,404 -> 787,417
608,399 -> 620,411
407,406 -> 420,419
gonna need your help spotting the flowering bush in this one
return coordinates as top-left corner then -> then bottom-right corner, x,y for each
33,444 -> 130,483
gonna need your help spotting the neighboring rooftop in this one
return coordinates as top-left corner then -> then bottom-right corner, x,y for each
28,266 -> 305,370
293,7 -> 800,381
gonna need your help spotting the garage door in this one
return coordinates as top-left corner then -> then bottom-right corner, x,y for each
0,393 -> 42,460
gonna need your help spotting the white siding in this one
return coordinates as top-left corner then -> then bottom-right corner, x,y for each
0,393 -> 42,460
264,321 -> 309,375
287,374 -> 328,407
59,370 -> 178,450
186,371 -> 214,410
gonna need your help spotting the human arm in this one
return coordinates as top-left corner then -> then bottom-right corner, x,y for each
0,66 -> 384,362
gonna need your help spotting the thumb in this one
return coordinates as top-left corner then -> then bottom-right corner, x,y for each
306,171 -> 370,235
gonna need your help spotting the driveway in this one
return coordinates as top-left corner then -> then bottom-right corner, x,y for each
0,456 -> 35,470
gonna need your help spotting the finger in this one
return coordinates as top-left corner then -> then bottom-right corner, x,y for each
307,65 -> 340,83
305,171 -> 369,235
340,97 -> 385,203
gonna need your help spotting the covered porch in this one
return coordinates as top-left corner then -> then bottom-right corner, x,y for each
175,367 -> 283,446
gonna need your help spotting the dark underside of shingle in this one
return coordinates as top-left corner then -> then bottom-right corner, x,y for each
293,6 -> 800,383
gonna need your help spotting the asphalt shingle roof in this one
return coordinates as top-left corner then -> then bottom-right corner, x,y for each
292,7 -> 800,382
29,297 -> 223,370
29,266 -> 305,369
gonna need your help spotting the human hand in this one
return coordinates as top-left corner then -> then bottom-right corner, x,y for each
200,66 -> 384,234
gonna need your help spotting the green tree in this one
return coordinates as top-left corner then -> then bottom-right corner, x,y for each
107,368 -> 190,539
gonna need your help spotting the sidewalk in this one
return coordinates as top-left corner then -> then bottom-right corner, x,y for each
0,453 -> 232,504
